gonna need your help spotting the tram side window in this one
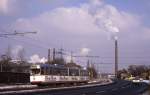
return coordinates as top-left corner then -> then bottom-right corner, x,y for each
41,67 -> 44,75
49,67 -> 68,76
52,67 -> 60,75
85,71 -> 89,76
69,69 -> 79,76
50,67 -> 54,75
80,70 -> 84,76
81,70 -> 88,76
60,68 -> 68,76
49,67 -> 53,75
41,67 -> 49,75
31,69 -> 40,75
45,67 -> 49,75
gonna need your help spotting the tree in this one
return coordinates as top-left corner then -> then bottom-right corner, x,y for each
87,63 -> 98,79
118,69 -> 129,79
0,55 -> 12,72
119,65 -> 150,80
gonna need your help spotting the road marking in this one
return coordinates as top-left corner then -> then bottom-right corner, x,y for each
96,90 -> 105,93
122,86 -> 126,88
122,85 -> 130,89
111,88 -> 118,91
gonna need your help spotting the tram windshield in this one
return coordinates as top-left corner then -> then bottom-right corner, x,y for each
31,69 -> 40,75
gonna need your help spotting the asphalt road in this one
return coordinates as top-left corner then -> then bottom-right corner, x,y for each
0,80 -> 148,95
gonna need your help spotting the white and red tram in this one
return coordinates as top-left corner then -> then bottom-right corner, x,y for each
30,64 -> 89,85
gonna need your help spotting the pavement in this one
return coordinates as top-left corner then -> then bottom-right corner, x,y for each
0,85 -> 37,91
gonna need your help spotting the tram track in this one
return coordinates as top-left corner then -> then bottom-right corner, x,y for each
0,80 -> 113,95
0,80 -> 148,95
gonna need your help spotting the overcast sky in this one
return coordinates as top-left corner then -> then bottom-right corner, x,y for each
0,0 -> 150,73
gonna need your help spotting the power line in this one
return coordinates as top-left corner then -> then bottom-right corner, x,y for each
0,30 -> 37,37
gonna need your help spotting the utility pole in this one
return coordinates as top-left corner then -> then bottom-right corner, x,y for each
115,37 -> 118,78
53,48 -> 56,62
70,51 -> 73,63
59,48 -> 64,59
48,49 -> 51,63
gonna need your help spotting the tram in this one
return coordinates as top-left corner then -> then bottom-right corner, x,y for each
30,64 -> 89,85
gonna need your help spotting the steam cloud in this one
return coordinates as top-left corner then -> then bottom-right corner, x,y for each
12,45 -> 24,59
80,48 -> 91,56
88,0 -> 120,39
29,54 -> 47,64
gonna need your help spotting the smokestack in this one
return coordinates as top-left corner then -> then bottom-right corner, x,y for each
60,48 -> 63,59
53,48 -> 56,61
70,51 -> 73,63
48,49 -> 51,63
115,39 -> 118,78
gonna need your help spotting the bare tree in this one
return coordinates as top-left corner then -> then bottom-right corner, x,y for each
87,62 -> 98,79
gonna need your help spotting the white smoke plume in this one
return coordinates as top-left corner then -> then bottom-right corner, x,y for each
65,55 -> 72,63
80,47 -> 91,56
40,57 -> 47,63
88,0 -> 120,39
12,45 -> 24,59
29,54 -> 47,64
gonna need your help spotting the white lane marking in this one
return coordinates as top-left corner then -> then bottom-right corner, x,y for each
111,88 -> 118,91
96,90 -> 105,93
122,85 -> 130,89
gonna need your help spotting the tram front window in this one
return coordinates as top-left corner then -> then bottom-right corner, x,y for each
31,69 -> 40,75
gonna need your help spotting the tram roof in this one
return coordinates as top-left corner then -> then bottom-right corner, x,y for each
31,63 -> 66,68
31,63 -> 83,69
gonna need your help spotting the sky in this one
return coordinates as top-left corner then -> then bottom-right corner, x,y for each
0,0 -> 150,73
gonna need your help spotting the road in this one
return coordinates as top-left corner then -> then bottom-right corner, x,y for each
0,80 -> 148,95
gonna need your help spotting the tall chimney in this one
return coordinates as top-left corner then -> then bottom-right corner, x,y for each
115,39 -> 118,78
60,48 -> 63,59
70,51 -> 73,63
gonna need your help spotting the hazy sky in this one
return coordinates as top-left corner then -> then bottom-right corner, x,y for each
0,0 -> 150,73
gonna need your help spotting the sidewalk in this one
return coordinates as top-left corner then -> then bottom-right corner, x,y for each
0,84 -> 37,91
